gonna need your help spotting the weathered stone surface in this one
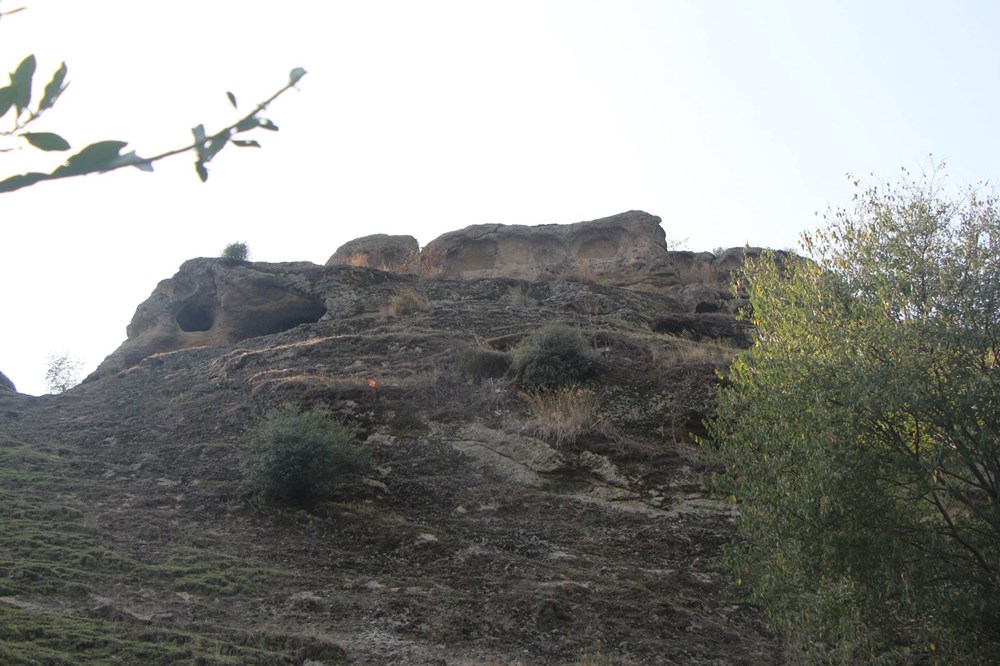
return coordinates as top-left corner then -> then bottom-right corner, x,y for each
326,234 -> 419,271
422,210 -> 673,289
0,370 -> 15,393
93,258 -> 330,378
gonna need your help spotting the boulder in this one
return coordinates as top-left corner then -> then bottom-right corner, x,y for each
422,211 -> 673,289
0,369 -> 15,393
92,258 -> 329,378
326,234 -> 419,272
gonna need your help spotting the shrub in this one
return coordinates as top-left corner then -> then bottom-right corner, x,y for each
243,406 -> 369,506
454,346 -> 511,382
511,325 -> 599,389
520,385 -> 610,448
385,288 -> 429,316
220,241 -> 250,263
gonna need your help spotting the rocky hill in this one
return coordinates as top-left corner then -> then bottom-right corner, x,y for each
0,212 -> 784,664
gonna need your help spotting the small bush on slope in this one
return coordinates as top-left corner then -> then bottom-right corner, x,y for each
511,324 -> 599,389
243,406 -> 369,507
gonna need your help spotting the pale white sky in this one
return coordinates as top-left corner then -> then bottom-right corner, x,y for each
2,1 -> 998,394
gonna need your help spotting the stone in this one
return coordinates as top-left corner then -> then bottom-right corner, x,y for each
92,258 -> 329,378
421,210 -> 673,289
326,234 -> 419,272
0,370 -> 15,393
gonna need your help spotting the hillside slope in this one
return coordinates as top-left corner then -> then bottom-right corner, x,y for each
1,228 -> 781,663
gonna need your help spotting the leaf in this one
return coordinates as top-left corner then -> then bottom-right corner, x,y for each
0,85 -> 13,119
226,91 -> 237,109
54,140 -> 128,176
0,171 -> 49,194
9,54 -> 36,114
38,62 -> 68,111
257,118 -> 279,132
232,139 -> 261,148
235,117 -> 259,133
192,124 -> 207,159
108,150 -> 153,172
289,67 -> 307,85
22,132 -> 71,151
195,160 -> 208,183
202,130 -> 230,162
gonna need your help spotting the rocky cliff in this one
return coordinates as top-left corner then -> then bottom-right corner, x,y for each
0,211 -> 783,664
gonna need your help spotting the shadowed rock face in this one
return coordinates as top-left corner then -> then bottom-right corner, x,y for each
422,210 -> 674,289
93,258 -> 328,378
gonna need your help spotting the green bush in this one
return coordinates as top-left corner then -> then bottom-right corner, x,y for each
220,241 -> 250,263
454,347 -> 511,382
511,324 -> 599,389
243,406 -> 369,506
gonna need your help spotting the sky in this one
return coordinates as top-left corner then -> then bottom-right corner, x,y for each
2,0 -> 999,395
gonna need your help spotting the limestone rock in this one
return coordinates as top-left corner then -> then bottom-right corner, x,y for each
0,370 -> 15,393
326,234 -> 419,272
422,210 -> 672,289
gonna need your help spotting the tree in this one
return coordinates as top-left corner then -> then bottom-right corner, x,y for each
708,166 -> 1000,662
0,3 -> 305,193
45,352 -> 82,393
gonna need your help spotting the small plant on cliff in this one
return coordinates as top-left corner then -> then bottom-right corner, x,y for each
511,324 -> 599,389
220,241 -> 250,263
385,288 -> 430,316
520,385 -> 611,448
243,406 -> 369,507
454,346 -> 511,383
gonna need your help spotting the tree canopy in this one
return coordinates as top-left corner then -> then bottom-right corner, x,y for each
709,167 -> 1000,661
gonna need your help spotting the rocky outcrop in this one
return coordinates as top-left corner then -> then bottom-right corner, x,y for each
422,211 -> 674,290
326,234 -> 419,271
0,370 -> 15,393
93,258 -> 330,379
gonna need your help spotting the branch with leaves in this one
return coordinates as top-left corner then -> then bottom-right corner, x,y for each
0,56 -> 306,194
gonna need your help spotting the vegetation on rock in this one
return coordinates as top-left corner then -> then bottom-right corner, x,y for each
243,406 -> 369,507
220,241 -> 251,263
511,324 -> 600,389
708,167 -> 1000,661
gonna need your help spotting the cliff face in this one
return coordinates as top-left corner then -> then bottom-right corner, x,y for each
0,211 -> 783,663
95,211 -> 781,379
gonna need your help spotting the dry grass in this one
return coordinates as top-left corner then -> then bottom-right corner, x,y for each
384,288 -> 430,316
651,335 -> 740,367
519,385 -> 612,448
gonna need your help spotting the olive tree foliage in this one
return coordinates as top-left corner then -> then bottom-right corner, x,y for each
708,167 -> 1000,662
0,3 -> 305,193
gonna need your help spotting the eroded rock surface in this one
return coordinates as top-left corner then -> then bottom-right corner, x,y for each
326,233 -> 419,271
93,258 -> 330,378
423,210 -> 674,289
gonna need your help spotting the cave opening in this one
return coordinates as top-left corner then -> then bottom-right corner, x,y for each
176,303 -> 215,332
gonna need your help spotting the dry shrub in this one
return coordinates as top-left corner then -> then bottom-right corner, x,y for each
385,288 -> 430,316
520,385 -> 611,448
344,252 -> 372,267
454,346 -> 511,382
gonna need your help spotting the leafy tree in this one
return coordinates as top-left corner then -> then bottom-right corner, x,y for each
0,3 -> 305,193
708,167 -> 1000,661
45,352 -> 82,393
